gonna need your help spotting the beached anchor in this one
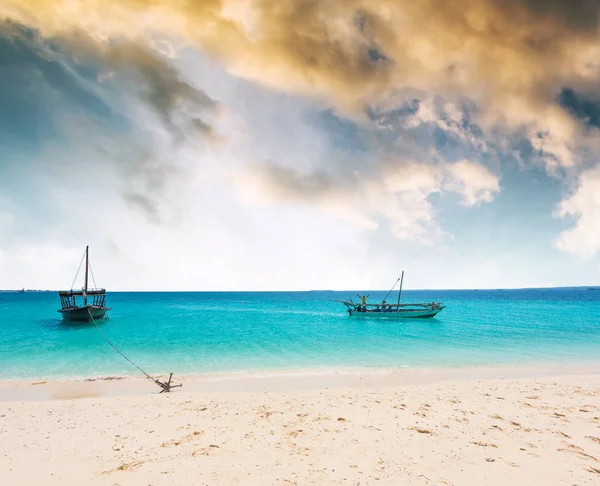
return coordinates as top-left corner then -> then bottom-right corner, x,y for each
155,373 -> 182,393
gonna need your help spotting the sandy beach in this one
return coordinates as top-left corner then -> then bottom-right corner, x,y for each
1,369 -> 600,485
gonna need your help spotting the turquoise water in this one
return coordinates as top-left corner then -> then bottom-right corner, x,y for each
1,288 -> 600,380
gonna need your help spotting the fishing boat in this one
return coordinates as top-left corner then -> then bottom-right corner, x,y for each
340,271 -> 445,319
57,246 -> 110,322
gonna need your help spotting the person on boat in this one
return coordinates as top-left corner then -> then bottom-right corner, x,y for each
357,294 -> 369,305
356,294 -> 369,312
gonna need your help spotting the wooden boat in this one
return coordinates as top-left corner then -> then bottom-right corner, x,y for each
57,246 -> 110,322
340,271 -> 445,319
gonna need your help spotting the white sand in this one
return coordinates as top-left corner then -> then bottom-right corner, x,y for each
1,369 -> 600,485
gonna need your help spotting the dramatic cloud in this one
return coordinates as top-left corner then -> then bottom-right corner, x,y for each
2,0 -> 600,272
4,1 -> 600,115
99,39 -> 218,143
0,20 -> 218,223
5,0 -> 600,162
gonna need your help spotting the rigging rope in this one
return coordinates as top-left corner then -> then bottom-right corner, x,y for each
70,249 -> 86,290
382,277 -> 401,302
87,309 -> 181,393
88,260 -> 98,289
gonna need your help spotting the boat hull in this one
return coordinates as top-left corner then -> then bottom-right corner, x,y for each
58,305 -> 108,322
348,307 -> 445,319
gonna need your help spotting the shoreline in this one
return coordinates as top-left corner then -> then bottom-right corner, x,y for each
2,361 -> 600,402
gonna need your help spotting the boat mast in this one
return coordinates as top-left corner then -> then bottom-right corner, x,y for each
84,245 -> 89,305
397,271 -> 404,306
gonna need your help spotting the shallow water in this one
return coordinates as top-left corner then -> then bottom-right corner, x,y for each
1,288 -> 599,380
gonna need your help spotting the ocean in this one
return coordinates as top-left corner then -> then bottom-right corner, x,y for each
1,288 -> 599,380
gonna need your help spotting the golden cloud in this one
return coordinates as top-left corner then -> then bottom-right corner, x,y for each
1,1 -> 597,104
2,0 -> 599,170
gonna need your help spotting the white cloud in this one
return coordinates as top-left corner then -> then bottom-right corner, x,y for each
234,158 -> 499,245
443,159 -> 500,207
554,164 -> 600,259
367,161 -> 444,242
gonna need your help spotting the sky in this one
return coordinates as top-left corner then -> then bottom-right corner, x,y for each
1,0 -> 600,291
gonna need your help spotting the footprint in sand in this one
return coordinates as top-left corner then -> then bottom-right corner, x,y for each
192,445 -> 220,457
102,460 -> 145,474
471,441 -> 498,448
161,431 -> 204,448
257,409 -> 281,420
558,442 -> 600,462
116,460 -> 145,471
554,431 -> 571,439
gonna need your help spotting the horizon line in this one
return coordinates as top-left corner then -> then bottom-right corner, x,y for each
2,285 -> 599,293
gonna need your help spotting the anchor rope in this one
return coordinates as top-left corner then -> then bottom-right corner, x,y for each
87,309 -> 180,392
